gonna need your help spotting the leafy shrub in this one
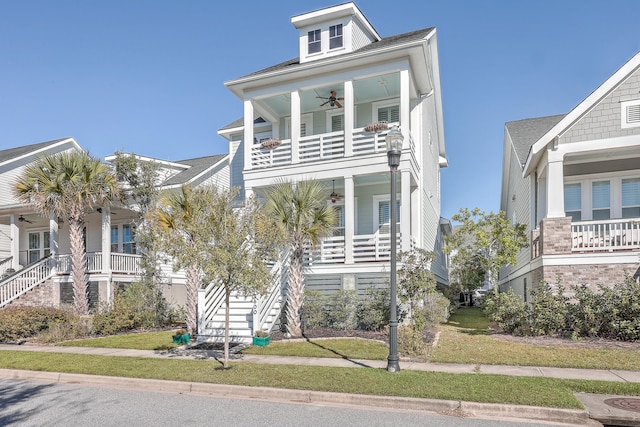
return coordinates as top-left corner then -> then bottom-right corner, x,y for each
35,316 -> 90,344
529,284 -> 569,336
326,290 -> 358,330
609,275 -> 640,341
420,292 -> 451,327
0,306 -> 75,343
483,289 -> 527,334
301,290 -> 328,329
397,325 -> 428,358
568,284 -> 612,338
92,282 -> 182,335
357,287 -> 389,331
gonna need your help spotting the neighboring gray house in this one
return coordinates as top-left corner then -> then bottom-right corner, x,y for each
500,51 -> 640,298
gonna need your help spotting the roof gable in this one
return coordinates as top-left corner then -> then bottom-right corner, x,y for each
0,138 -> 80,166
505,114 -> 565,165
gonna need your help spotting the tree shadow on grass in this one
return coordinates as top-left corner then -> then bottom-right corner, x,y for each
301,334 -> 376,368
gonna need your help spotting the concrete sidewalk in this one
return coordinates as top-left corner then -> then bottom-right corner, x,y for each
2,343 -> 640,426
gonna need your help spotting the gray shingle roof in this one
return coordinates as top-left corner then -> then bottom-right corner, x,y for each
505,115 -> 566,165
0,138 -> 71,163
161,154 -> 227,187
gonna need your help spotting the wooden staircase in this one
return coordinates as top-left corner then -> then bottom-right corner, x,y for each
197,252 -> 289,343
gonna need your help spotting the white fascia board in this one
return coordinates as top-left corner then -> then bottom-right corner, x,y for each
217,126 -> 244,140
104,153 -> 189,171
530,251 -> 640,270
523,51 -> 640,177
425,30 -> 446,160
0,137 -> 81,168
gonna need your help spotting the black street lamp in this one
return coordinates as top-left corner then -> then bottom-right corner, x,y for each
385,125 -> 403,373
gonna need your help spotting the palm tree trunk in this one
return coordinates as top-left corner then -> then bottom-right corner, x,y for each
69,217 -> 89,316
285,247 -> 304,337
185,264 -> 199,335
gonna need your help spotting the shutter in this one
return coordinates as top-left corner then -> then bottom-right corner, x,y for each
390,105 -> 399,122
300,122 -> 307,137
331,114 -> 344,132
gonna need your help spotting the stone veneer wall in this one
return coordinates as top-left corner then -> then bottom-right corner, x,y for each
531,264 -> 639,290
6,279 -> 57,308
540,217 -> 572,255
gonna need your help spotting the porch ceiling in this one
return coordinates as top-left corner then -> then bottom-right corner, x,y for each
258,73 -> 401,117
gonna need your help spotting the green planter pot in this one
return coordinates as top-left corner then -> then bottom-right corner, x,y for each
172,333 -> 191,345
252,335 -> 271,347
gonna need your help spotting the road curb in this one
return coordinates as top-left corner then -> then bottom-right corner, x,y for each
0,368 -> 594,425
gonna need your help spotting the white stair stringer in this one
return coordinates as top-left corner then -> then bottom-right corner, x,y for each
197,250 -> 289,344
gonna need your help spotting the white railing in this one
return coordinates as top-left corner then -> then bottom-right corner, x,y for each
0,256 -> 13,277
55,252 -> 141,274
353,232 -> 401,262
299,131 -> 345,162
572,219 -> 640,251
253,249 -> 290,334
249,125 -> 409,169
0,257 -> 51,308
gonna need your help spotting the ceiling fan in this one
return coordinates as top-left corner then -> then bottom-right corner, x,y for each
329,180 -> 343,203
317,90 -> 343,108
18,215 -> 33,224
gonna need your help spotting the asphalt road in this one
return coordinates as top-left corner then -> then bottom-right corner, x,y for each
0,378 -> 572,427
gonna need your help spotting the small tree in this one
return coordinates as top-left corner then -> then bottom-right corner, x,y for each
446,208 -> 528,291
397,248 -> 438,330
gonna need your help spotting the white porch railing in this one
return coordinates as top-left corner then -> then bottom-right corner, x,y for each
308,232 -> 406,264
249,126 -> 402,169
572,219 -> 640,251
55,252 -> 142,274
0,257 -> 51,308
252,249 -> 290,334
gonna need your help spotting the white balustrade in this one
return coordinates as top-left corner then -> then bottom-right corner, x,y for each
572,219 -> 640,251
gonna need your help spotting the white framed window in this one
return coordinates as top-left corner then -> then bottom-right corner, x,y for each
621,99 -> 640,129
111,224 -> 136,254
326,110 -> 344,132
372,99 -> 400,124
307,29 -> 321,54
592,181 -> 610,220
329,24 -> 343,50
564,183 -> 582,221
622,178 -> 640,218
332,203 -> 345,237
373,195 -> 400,233
254,131 -> 273,146
28,231 -> 50,264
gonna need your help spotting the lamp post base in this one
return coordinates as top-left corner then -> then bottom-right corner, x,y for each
386,357 -> 401,373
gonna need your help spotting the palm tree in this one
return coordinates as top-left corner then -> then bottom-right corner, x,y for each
14,150 -> 123,315
154,186 -> 200,335
264,180 -> 337,337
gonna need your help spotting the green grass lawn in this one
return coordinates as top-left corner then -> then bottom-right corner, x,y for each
240,338 -> 388,360
58,331 -> 179,351
2,350 -> 640,409
431,307 -> 640,371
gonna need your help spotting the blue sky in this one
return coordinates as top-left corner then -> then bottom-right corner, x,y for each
1,1 -> 639,220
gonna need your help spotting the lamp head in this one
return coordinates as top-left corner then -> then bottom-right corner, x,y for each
385,125 -> 403,168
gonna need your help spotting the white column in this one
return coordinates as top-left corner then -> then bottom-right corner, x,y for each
344,81 -> 354,157
10,215 -> 19,270
344,176 -> 354,264
244,100 -> 254,171
101,206 -> 112,301
49,213 -> 59,275
401,170 -> 411,252
546,149 -> 565,218
291,90 -> 300,164
400,69 -> 410,147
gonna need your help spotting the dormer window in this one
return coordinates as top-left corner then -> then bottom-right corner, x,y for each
308,29 -> 321,54
329,24 -> 343,49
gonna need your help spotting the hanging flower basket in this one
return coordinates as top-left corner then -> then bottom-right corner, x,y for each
364,121 -> 388,133
261,138 -> 282,150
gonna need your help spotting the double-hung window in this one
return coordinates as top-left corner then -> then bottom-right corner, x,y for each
377,199 -> 400,233
377,105 -> 399,123
592,181 -> 610,220
308,29 -> 321,54
564,183 -> 582,221
622,178 -> 640,218
329,24 -> 343,49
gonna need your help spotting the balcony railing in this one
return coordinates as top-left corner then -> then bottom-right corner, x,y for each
250,126 -> 396,169
571,218 -> 640,251
55,252 -> 142,274
309,232 -> 404,264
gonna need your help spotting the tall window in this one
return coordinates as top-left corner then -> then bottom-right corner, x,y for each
111,226 -> 119,252
333,205 -> 345,237
123,224 -> 136,254
330,113 -> 344,132
28,231 -> 50,264
592,181 -> 610,220
329,24 -> 343,49
308,29 -> 321,54
378,199 -> 400,232
564,183 -> 581,221
622,178 -> 640,218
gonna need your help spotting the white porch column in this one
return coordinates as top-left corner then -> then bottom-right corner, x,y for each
401,170 -> 411,252
291,90 -> 300,164
244,100 -> 254,171
49,213 -> 59,275
10,215 -> 19,270
400,69 -> 410,147
344,81 -> 354,157
546,149 -> 565,218
101,206 -> 112,301
344,176 -> 354,264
